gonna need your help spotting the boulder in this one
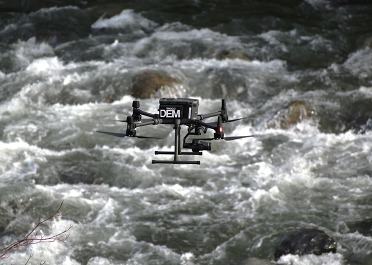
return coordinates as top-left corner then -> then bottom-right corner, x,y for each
268,100 -> 315,129
274,228 -> 337,260
131,70 -> 180,99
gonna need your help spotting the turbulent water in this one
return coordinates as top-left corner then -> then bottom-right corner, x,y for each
0,1 -> 372,264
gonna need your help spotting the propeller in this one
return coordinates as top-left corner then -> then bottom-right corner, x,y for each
223,135 -> 255,141
113,118 -> 154,123
197,135 -> 255,141
201,115 -> 255,141
95,130 -> 162,139
203,116 -> 254,127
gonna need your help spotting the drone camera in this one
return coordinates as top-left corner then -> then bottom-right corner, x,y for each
159,98 -> 199,123
184,139 -> 211,152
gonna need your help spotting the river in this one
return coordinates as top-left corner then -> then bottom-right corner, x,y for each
0,0 -> 371,264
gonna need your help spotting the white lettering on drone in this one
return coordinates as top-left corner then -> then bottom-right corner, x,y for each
160,108 -> 181,118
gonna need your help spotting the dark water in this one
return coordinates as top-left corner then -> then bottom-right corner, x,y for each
0,1 -> 371,264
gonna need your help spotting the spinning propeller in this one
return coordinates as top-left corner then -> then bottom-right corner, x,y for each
97,114 -> 162,139
95,131 -> 161,139
199,115 -> 254,141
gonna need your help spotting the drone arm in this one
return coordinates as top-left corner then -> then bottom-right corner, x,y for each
198,99 -> 228,121
135,119 -> 161,127
198,111 -> 221,120
134,108 -> 158,119
195,120 -> 217,130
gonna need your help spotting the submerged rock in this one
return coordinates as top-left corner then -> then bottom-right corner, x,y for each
245,257 -> 274,265
131,70 -> 180,99
274,228 -> 337,260
268,100 -> 316,129
216,48 -> 251,61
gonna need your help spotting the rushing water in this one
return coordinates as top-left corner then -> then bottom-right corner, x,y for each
0,1 -> 371,264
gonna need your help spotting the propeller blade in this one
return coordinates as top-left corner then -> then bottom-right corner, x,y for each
96,130 -> 163,139
226,117 -> 252,123
96,130 -> 127,138
194,135 -> 255,141
223,135 -> 255,141
203,121 -> 218,127
136,135 -> 164,139
113,118 -> 154,123
203,116 -> 253,127
196,137 -> 215,141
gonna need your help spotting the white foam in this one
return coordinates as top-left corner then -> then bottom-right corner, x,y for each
25,56 -> 64,75
11,37 -> 54,69
358,86 -> 372,97
181,252 -> 195,265
0,139 -> 89,182
277,253 -> 344,265
343,49 -> 372,80
91,198 -> 117,226
132,27 -> 242,61
92,9 -> 157,31
87,257 -> 112,265
150,28 -> 235,42
0,140 -> 47,176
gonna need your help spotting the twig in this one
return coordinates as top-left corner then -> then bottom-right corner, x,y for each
0,201 -> 72,262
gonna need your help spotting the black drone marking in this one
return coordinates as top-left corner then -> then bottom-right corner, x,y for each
96,98 -> 254,164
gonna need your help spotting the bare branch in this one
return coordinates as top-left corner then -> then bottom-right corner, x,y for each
0,201 -> 72,262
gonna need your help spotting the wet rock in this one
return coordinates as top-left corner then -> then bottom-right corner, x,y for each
245,257 -> 274,265
131,70 -> 180,99
317,97 -> 372,134
341,98 -> 372,133
330,0 -> 372,6
268,100 -> 315,129
216,48 -> 251,61
0,6 -> 94,46
274,228 -> 337,260
0,0 -> 100,13
346,218 -> 372,236
361,37 -> 372,49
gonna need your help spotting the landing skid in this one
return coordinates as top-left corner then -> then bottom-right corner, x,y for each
152,119 -> 202,165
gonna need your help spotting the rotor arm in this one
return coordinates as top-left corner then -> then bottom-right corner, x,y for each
198,111 -> 221,120
198,99 -> 228,121
131,100 -> 158,121
133,108 -> 159,119
195,119 -> 218,130
134,119 -> 162,127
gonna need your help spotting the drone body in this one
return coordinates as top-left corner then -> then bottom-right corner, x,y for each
96,98 -> 253,164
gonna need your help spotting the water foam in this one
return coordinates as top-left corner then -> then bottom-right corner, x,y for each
12,37 -> 54,69
277,253 -> 344,265
343,48 -> 372,81
92,9 -> 157,31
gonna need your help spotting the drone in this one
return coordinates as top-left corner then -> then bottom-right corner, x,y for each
96,98 -> 253,164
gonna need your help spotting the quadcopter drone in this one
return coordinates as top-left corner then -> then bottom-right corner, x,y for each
96,98 -> 253,164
